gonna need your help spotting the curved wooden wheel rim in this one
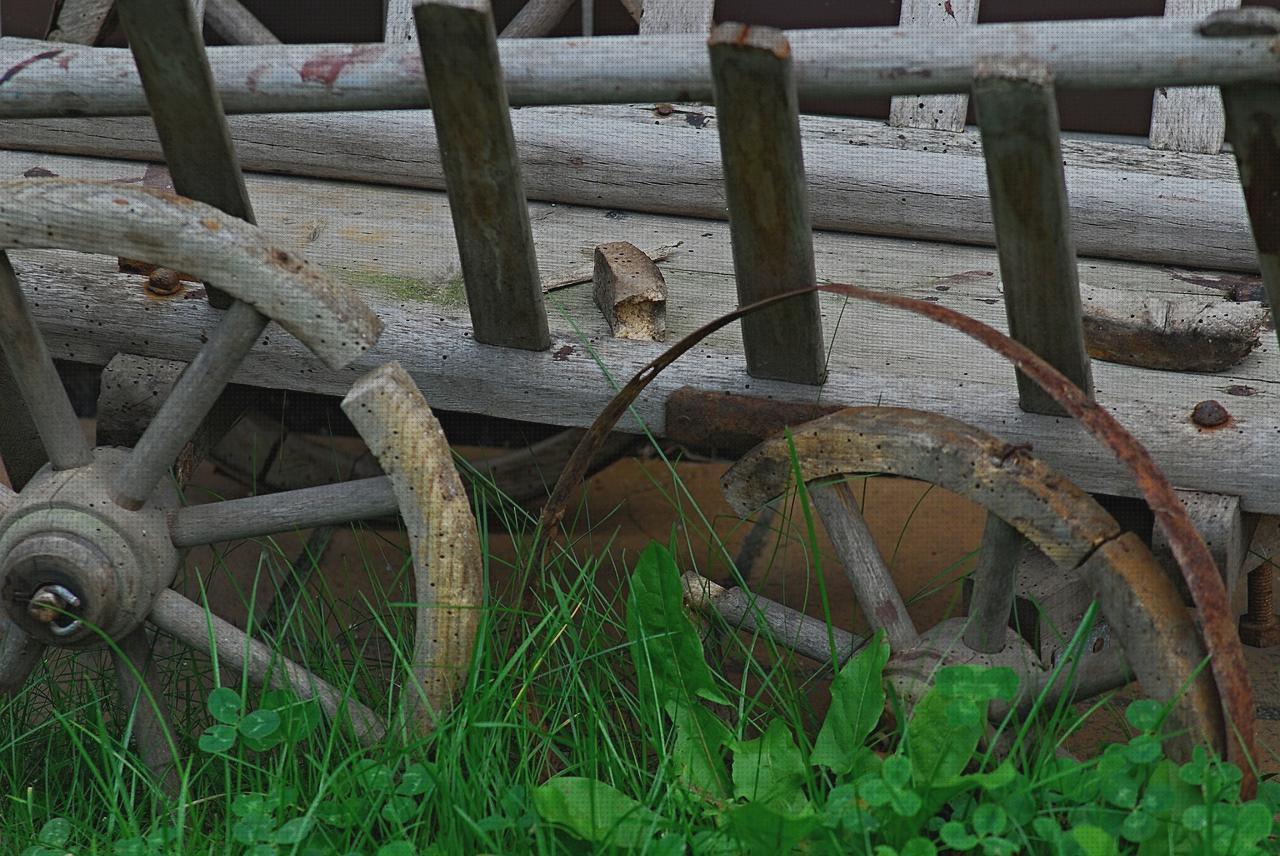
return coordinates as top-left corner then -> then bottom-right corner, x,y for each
0,179 -> 481,780
721,405 -> 1225,757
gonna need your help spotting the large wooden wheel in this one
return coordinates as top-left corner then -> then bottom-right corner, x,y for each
698,406 -> 1225,756
0,179 -> 481,784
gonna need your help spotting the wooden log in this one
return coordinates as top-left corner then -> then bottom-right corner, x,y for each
973,64 -> 1092,415
500,0 -> 574,37
9,18 -> 1280,117
1149,0 -> 1238,154
708,24 -> 826,385
889,0 -> 979,132
592,241 -> 666,341
638,0 -> 713,34
413,0 -> 550,351
205,0 -> 279,45
46,0 -> 116,44
5,104 -> 1260,274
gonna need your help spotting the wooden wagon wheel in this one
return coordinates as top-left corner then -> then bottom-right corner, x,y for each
0,179 -> 481,782
711,406 -> 1225,757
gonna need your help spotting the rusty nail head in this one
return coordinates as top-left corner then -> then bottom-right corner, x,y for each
145,267 -> 183,296
655,103 -> 675,115
1192,400 -> 1230,428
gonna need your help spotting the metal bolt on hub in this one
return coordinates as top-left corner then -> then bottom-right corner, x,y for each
27,584 -> 82,636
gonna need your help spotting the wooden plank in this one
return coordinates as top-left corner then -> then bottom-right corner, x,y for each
10,18 -> 1280,117
500,0 -> 575,37
4,105 -> 1260,275
973,65 -> 1093,415
708,24 -> 826,384
889,0 -> 979,132
8,149 -> 1280,513
205,0 -> 279,45
638,0 -> 713,35
1149,0 -> 1239,154
413,0 -> 550,351
46,0 -> 116,43
384,0 -> 416,42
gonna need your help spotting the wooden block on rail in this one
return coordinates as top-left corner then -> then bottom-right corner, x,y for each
708,23 -> 827,386
889,0 -> 979,132
639,0 -> 714,35
973,62 -> 1093,416
414,0 -> 551,351
593,241 -> 666,341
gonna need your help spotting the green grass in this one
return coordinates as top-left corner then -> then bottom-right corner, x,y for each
2,454 -> 1278,854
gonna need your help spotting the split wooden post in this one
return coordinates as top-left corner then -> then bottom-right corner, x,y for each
972,64 -> 1093,416
114,0 -> 257,309
889,0 -> 980,132
413,0 -> 550,351
1149,0 -> 1239,153
1215,10 -> 1280,349
205,0 -> 279,45
969,63 -> 1093,651
500,0 -> 575,37
708,23 -> 827,385
46,0 -> 116,43
384,0 -> 416,42
639,0 -> 714,34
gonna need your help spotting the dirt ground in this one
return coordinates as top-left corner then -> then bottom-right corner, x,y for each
6,427 -> 1280,772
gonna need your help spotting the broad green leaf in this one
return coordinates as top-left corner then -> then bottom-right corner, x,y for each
36,819 -> 70,848
1072,824 -> 1120,856
972,803 -> 1007,837
533,777 -> 661,849
375,843 -> 415,856
1125,699 -> 1165,732
207,686 -> 242,725
239,708 -> 282,751
939,821 -> 978,850
901,837 -> 937,856
1237,801 -> 1274,845
731,719 -> 808,810
627,543 -> 728,708
724,800 -> 818,853
397,763 -> 435,796
905,687 -> 984,788
198,723 -> 237,754
812,632 -> 889,773
273,818 -> 310,845
672,703 -> 731,798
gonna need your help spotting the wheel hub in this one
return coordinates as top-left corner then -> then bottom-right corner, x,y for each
0,448 -> 180,646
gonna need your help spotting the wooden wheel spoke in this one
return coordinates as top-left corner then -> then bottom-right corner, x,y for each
113,628 -> 180,794
148,589 -> 386,744
0,252 -> 93,472
169,476 -> 399,547
0,615 -> 44,696
112,301 -> 268,509
809,481 -> 919,652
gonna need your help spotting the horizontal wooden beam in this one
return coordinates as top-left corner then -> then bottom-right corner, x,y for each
8,149 -> 1276,513
5,17 -> 1280,117
1,104 -> 1258,273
